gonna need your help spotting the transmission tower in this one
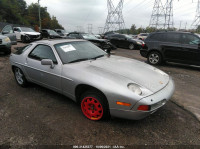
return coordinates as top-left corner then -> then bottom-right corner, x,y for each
149,0 -> 174,29
103,0 -> 125,33
191,0 -> 200,29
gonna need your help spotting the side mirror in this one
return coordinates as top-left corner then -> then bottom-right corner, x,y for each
2,31 -> 9,34
41,59 -> 55,69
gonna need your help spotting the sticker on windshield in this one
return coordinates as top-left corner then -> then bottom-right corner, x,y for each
60,44 -> 76,52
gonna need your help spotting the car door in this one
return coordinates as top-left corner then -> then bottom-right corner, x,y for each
162,33 -> 182,61
13,27 -> 21,40
180,33 -> 200,65
25,44 -> 62,92
1,25 -> 17,45
110,35 -> 123,47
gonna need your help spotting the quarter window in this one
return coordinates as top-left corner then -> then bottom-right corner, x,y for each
29,45 -> 57,63
182,34 -> 200,45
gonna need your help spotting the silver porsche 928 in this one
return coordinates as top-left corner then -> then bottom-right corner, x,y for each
10,39 -> 175,121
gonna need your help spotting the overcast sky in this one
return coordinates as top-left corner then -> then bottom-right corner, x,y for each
25,0 -> 197,33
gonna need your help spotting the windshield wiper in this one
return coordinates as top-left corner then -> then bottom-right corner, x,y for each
68,58 -> 89,64
91,55 -> 105,60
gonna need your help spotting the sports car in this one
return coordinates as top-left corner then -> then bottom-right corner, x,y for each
10,39 -> 175,121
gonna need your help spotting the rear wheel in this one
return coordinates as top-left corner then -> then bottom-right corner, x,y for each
129,43 -> 135,50
148,51 -> 162,65
14,67 -> 28,87
80,91 -> 109,121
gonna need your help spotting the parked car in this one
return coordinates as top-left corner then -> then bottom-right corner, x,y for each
1,25 -> 17,45
103,31 -> 118,39
138,33 -> 149,41
54,29 -> 68,37
67,32 -> 116,52
140,31 -> 200,66
109,34 -> 144,50
10,39 -> 175,121
40,29 -> 62,39
13,27 -> 41,43
0,34 -> 12,55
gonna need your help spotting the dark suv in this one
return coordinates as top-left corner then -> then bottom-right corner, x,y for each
140,31 -> 200,66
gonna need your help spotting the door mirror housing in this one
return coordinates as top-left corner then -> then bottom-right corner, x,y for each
41,59 -> 55,69
2,31 -> 9,34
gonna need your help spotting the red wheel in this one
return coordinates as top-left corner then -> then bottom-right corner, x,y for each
81,97 -> 104,121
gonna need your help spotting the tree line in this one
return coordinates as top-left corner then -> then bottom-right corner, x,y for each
0,0 -> 64,31
117,24 -> 198,35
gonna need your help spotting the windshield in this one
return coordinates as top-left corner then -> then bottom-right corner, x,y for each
20,27 -> 35,32
125,35 -> 132,39
140,33 -> 148,36
15,44 -> 32,55
54,41 -> 106,64
61,30 -> 67,34
48,30 -> 59,36
82,34 -> 98,40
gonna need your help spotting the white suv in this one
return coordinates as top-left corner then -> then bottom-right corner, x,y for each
13,27 -> 41,43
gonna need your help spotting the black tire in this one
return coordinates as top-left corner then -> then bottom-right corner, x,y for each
21,35 -> 29,43
80,90 -> 110,121
129,43 -> 135,50
13,67 -> 28,87
147,51 -> 162,65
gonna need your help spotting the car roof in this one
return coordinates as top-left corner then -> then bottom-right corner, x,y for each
34,39 -> 85,45
152,31 -> 192,34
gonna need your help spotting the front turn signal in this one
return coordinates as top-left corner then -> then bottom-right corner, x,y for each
116,101 -> 131,107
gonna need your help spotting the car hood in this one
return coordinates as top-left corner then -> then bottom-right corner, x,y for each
87,56 -> 169,92
21,32 -> 40,35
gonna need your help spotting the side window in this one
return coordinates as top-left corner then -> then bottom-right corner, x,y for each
166,33 -> 181,43
2,25 -> 13,33
57,30 -> 61,33
29,45 -> 57,64
69,34 -> 80,39
182,34 -> 200,45
150,33 -> 166,42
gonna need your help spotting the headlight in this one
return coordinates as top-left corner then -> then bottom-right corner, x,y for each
3,37 -> 11,43
128,83 -> 142,95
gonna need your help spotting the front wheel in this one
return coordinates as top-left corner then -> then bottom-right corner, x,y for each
147,51 -> 162,65
80,91 -> 110,121
14,67 -> 28,87
5,49 -> 11,55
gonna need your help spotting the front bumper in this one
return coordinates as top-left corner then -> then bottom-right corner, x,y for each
0,42 -> 11,52
110,78 -> 175,120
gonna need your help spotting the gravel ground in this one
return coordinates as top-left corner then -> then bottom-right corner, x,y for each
0,42 -> 199,147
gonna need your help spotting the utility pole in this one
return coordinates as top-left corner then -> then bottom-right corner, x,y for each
149,0 -> 174,29
88,24 -> 93,34
38,0 -> 41,31
179,21 -> 182,30
185,22 -> 187,30
98,27 -> 104,34
191,0 -> 200,30
103,0 -> 125,33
